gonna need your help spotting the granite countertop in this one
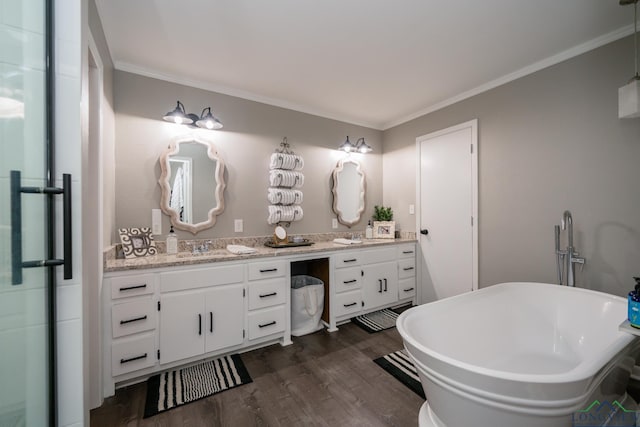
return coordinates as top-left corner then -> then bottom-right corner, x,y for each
104,237 -> 417,273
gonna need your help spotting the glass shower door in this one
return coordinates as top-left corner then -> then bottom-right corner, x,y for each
1,1 -> 53,425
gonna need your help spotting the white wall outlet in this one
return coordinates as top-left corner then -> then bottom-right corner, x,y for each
234,219 -> 243,233
152,209 -> 162,234
409,204 -> 415,215
332,218 -> 338,229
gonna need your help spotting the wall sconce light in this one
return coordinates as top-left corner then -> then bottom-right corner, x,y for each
338,136 -> 373,154
619,0 -> 640,119
163,101 -> 224,129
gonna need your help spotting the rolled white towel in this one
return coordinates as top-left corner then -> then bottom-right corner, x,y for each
267,188 -> 303,205
293,155 -> 304,170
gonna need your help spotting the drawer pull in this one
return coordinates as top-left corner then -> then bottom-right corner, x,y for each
403,287 -> 415,292
259,292 -> 277,298
378,279 -> 382,293
403,266 -> 415,271
343,302 -> 357,307
119,284 -> 146,292
259,268 -> 278,273
119,315 -> 148,325
120,353 -> 147,364
343,258 -> 357,263
343,279 -> 357,284
210,312 -> 213,333
258,321 -> 276,328
198,314 -> 202,335
402,250 -> 414,254
384,278 -> 388,292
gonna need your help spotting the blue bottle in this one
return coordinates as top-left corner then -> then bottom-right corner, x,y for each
628,277 -> 640,328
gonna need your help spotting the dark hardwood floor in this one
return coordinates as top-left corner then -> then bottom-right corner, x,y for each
90,322 -> 424,426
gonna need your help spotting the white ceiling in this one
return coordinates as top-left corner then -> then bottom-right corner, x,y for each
95,0 -> 635,130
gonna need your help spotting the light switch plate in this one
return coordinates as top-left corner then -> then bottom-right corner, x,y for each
409,204 -> 415,215
152,209 -> 162,235
234,219 -> 243,233
332,218 -> 338,229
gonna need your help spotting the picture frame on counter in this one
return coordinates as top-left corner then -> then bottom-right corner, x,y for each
118,227 -> 158,258
373,221 -> 395,239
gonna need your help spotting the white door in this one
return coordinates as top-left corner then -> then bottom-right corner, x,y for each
204,284 -> 244,353
417,120 -> 478,302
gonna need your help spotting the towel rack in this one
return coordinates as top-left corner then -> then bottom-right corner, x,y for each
268,137 -> 304,227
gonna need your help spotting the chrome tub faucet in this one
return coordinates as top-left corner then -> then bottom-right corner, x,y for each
555,210 -> 585,286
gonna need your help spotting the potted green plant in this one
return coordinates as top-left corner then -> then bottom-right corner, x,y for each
372,205 -> 395,239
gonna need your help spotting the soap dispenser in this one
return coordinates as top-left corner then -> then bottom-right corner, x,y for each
365,220 -> 373,239
628,277 -> 640,328
166,226 -> 178,255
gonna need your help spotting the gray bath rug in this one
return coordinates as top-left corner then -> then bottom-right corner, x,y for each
351,308 -> 399,333
374,350 -> 425,399
143,354 -> 252,418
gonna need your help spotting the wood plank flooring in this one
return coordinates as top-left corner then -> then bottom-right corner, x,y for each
90,322 -> 424,426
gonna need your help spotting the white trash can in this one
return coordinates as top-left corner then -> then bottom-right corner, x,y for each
291,275 -> 324,337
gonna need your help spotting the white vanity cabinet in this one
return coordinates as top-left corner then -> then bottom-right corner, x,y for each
158,264 -> 245,365
103,240 -> 416,397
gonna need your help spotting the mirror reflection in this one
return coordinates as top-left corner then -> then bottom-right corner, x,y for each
332,158 -> 365,226
159,136 -> 226,234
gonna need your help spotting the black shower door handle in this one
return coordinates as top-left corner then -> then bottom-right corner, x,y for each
11,170 -> 73,285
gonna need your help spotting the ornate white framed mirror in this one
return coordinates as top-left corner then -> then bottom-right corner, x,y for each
158,135 -> 226,234
331,158 -> 365,227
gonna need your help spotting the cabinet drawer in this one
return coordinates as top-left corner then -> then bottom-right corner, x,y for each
247,306 -> 286,340
160,264 -> 244,292
334,290 -> 362,317
110,274 -> 155,300
398,277 -> 416,299
334,267 -> 362,293
112,299 -> 157,338
248,279 -> 287,310
397,244 -> 416,259
333,252 -> 361,269
362,248 -> 396,265
247,260 -> 287,281
111,333 -> 156,377
398,259 -> 416,279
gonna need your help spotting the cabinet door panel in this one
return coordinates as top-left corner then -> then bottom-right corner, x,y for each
160,292 -> 205,364
205,284 -> 244,353
362,261 -> 398,310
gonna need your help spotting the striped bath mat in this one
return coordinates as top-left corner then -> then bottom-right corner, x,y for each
351,308 -> 399,333
374,350 -> 425,399
143,354 -> 252,418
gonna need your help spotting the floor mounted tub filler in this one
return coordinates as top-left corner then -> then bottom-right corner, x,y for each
397,282 -> 640,427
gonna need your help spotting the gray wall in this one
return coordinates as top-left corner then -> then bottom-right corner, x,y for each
113,71 -> 383,240
382,36 -> 640,297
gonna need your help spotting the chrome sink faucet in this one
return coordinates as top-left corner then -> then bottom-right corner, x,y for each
555,210 -> 585,286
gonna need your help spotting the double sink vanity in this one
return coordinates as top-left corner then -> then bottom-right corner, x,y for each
102,237 -> 417,397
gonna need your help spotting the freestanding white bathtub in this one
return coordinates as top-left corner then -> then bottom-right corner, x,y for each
397,282 -> 640,427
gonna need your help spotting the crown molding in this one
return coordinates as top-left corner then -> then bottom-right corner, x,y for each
381,25 -> 634,130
